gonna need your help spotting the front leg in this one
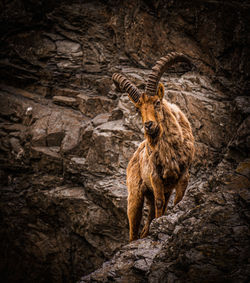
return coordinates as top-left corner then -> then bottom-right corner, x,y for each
127,177 -> 144,242
150,172 -> 165,218
127,191 -> 144,242
140,193 -> 155,239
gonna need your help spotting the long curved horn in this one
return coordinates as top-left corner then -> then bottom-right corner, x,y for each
112,73 -> 141,103
145,52 -> 192,96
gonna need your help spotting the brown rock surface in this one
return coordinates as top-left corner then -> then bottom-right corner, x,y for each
0,1 -> 249,283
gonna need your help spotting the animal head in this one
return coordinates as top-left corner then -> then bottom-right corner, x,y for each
135,87 -> 164,138
112,52 -> 191,138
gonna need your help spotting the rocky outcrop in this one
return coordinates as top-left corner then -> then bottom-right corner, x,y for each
0,85 -> 130,282
80,158 -> 250,282
79,71 -> 250,282
0,0 -> 249,282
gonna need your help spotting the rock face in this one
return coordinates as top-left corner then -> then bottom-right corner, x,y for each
0,1 -> 249,283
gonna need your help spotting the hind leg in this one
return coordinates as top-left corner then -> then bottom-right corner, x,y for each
140,193 -> 155,239
174,171 -> 189,206
163,190 -> 173,214
127,184 -> 144,242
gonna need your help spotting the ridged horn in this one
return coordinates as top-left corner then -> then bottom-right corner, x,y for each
145,52 -> 191,96
112,73 -> 141,103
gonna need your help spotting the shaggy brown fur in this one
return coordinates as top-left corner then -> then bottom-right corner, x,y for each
126,84 -> 195,241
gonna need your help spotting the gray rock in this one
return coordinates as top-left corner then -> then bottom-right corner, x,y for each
0,1 -> 249,283
56,40 -> 81,55
235,96 -> 250,115
77,93 -> 115,118
52,95 -> 78,107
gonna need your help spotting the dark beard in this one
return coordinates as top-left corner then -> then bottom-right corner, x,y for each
146,126 -> 160,139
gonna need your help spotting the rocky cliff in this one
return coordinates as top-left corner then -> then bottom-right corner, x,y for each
0,1 -> 249,282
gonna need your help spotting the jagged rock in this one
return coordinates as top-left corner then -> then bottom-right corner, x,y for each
30,146 -> 63,173
52,95 -> 78,108
80,166 -> 250,283
226,116 -> 250,162
92,113 -> 111,127
235,96 -> 250,115
77,93 -> 115,118
0,1 -> 249,283
85,119 -> 139,175
9,137 -> 23,156
55,40 -> 81,55
52,87 -> 81,97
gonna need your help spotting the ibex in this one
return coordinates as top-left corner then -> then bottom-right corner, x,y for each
112,52 -> 195,242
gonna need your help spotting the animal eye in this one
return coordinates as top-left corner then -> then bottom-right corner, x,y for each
155,100 -> 161,107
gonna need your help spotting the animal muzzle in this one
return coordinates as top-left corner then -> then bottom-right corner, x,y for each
144,121 -> 159,137
144,121 -> 153,131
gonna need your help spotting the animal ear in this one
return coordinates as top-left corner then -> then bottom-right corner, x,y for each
157,83 -> 164,100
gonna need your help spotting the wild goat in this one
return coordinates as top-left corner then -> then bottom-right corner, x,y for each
112,52 -> 195,242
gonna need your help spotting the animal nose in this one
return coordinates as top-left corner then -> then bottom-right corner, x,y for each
145,121 -> 153,130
